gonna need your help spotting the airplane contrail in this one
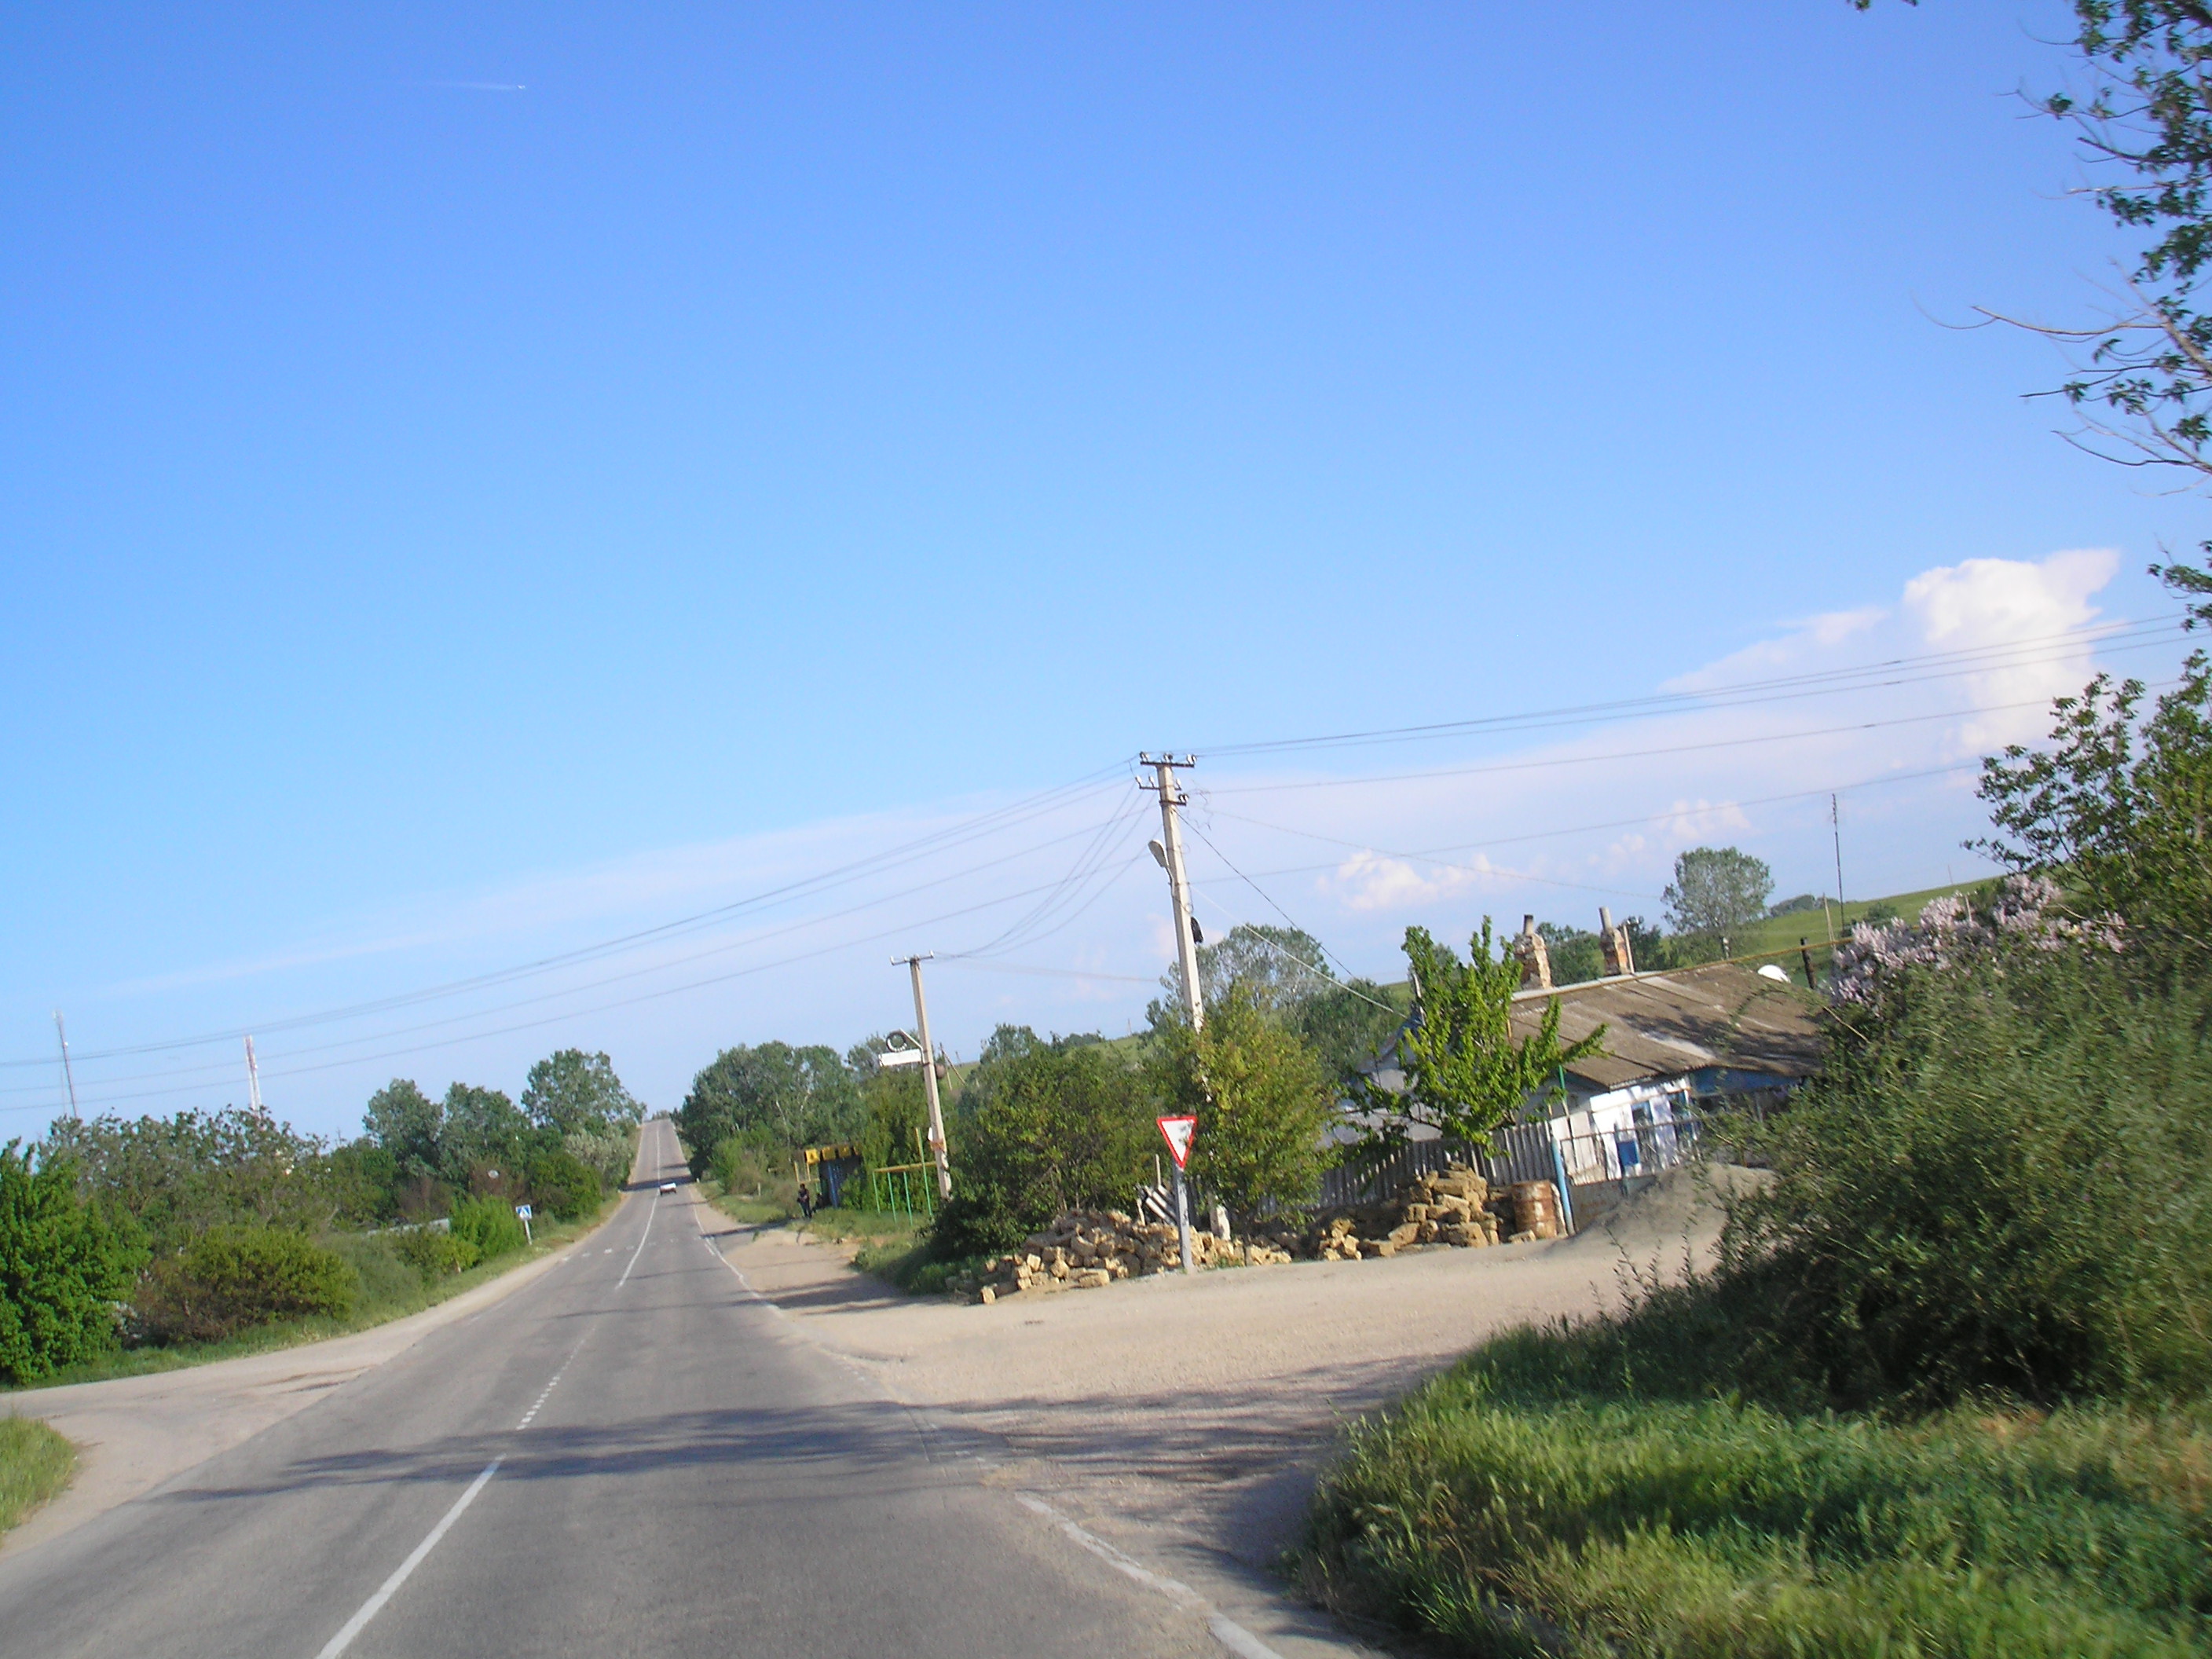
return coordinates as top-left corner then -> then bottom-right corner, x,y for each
415,80 -> 528,91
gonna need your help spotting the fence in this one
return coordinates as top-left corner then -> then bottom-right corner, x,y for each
1318,1109 -> 1723,1235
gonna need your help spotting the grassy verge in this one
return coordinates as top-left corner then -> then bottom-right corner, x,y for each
704,1186 -> 966,1295
4,1193 -> 621,1394
1297,1332 -> 2212,1658
0,1418 -> 75,1535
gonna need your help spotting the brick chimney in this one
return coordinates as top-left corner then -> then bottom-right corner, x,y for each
1599,906 -> 1637,976
1514,914 -> 1552,990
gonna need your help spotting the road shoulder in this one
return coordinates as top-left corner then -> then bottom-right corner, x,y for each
0,1200 -> 624,1562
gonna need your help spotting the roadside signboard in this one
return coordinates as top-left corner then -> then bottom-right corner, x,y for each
1155,1115 -> 1196,1170
514,1204 -> 533,1220
513,1203 -> 533,1243
877,1048 -> 925,1068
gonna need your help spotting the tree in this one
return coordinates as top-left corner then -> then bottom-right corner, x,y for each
363,1079 -> 444,1181
1370,921 -> 1604,1146
1974,567 -> 2212,956
439,1083 -> 530,1188
0,1141 -> 144,1384
1148,922 -> 1344,1031
1662,847 -> 1774,942
1150,987 -> 1336,1225
1852,2 -> 2212,482
522,1049 -> 643,1136
930,1033 -> 1154,1257
1288,978 -> 1406,1086
675,1042 -> 864,1177
1536,921 -> 1604,985
43,1108 -> 342,1251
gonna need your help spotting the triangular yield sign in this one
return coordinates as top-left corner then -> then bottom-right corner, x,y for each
1156,1114 -> 1197,1170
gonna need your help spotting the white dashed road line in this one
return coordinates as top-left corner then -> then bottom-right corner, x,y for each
309,1459 -> 502,1659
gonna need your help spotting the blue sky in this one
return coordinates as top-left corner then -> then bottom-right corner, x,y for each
3,2 -> 2202,1139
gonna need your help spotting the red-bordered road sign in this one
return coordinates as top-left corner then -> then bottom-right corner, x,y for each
1155,1114 -> 1197,1170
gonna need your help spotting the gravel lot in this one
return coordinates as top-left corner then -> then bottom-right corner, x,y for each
709,1165 -> 1757,1596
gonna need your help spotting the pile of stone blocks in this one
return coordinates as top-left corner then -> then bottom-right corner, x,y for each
953,1163 -> 1552,1302
1306,1163 -> 1508,1260
956,1208 -> 1294,1303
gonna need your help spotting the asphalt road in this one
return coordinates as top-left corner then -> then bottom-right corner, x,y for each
0,1120 -> 1217,1658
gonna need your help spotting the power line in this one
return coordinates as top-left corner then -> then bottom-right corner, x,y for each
0,794 -> 1159,1098
0,769 -> 1138,1075
1201,685 -> 2182,796
1,764 -> 1135,1070
1196,616 -> 2184,758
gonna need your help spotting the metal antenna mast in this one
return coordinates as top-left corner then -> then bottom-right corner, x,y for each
53,1013 -> 79,1119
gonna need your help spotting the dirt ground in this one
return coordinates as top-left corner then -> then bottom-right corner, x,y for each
703,1164 -> 1758,1606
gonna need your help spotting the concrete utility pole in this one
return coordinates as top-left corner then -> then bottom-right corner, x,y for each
1141,754 -> 1205,1031
1140,753 -> 1202,1274
1831,793 -> 1846,912
894,954 -> 954,1201
245,1036 -> 264,1115
53,1012 -> 77,1119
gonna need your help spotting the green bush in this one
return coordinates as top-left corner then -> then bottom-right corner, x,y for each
137,1225 -> 359,1344
324,1232 -> 430,1317
392,1225 -> 478,1280
1148,986 -> 1335,1226
524,1150 -> 601,1221
448,1194 -> 527,1261
0,1142 -> 144,1384
562,1126 -> 635,1188
1721,948 -> 2212,1409
928,1029 -> 1154,1259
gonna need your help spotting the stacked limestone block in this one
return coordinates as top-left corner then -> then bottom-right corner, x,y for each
1306,1163 -> 1507,1259
955,1208 -> 1294,1303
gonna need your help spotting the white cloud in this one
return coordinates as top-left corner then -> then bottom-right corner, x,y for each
1901,548 -> 2118,750
1325,849 -> 1489,911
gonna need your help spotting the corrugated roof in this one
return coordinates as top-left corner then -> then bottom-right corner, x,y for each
1509,961 -> 1826,1090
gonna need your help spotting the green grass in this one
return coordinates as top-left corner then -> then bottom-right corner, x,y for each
1298,1340 -> 2212,1658
1726,881 -> 1998,972
0,1418 -> 74,1535
2,1193 -> 621,1394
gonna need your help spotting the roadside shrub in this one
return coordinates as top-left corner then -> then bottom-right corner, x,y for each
137,1225 -> 359,1344
1148,987 -> 1335,1227
562,1126 -> 634,1188
524,1150 -> 600,1221
392,1225 -> 478,1281
324,1232 -> 428,1317
448,1194 -> 527,1260
928,1030 -> 1153,1259
1723,948 -> 2212,1409
0,1142 -> 144,1384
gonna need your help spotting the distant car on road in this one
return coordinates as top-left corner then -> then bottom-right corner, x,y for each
658,1181 -> 677,1193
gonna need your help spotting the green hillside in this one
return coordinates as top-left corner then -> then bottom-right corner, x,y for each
1727,879 -> 1998,969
